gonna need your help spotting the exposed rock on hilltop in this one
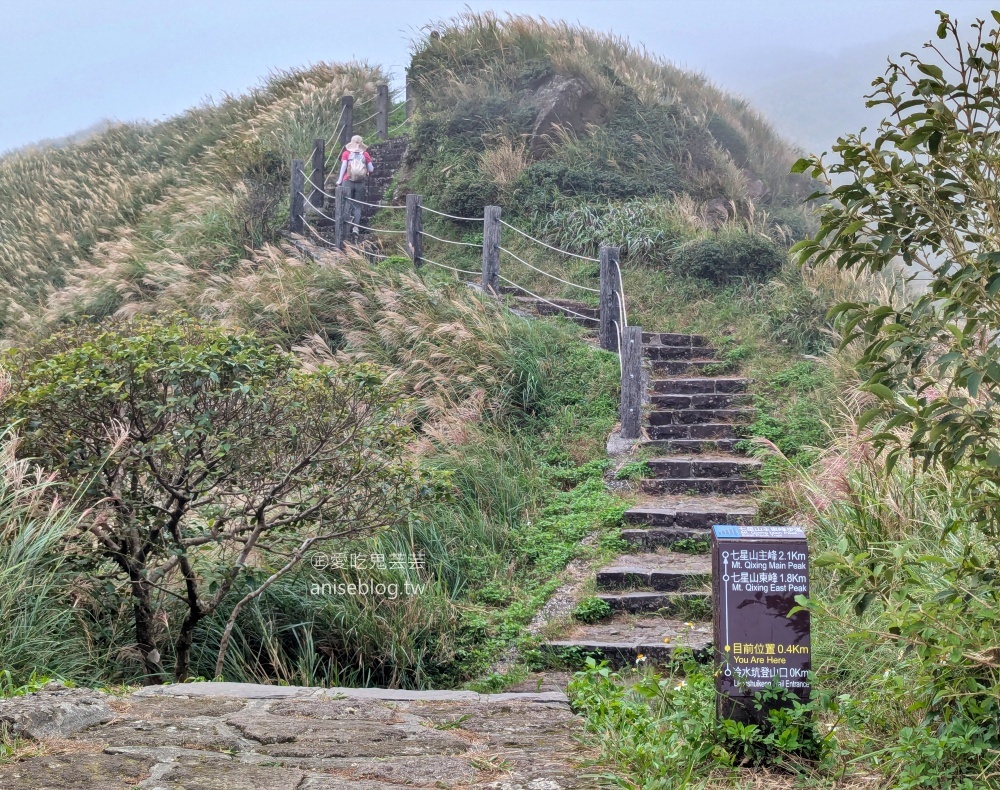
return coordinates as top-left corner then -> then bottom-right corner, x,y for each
528,76 -> 607,156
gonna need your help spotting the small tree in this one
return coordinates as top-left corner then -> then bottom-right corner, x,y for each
793,11 -> 1000,538
791,12 -> 1000,766
4,314 -> 422,682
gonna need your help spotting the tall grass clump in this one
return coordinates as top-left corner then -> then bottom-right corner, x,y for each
787,406 -> 1000,788
0,430 -> 102,685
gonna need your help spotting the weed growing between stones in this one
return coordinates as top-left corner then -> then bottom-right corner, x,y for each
571,597 -> 613,624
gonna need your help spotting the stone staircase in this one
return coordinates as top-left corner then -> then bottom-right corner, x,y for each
316,136 -> 409,232
361,137 -> 408,223
543,332 -> 760,668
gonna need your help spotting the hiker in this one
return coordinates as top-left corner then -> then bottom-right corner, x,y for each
336,135 -> 374,234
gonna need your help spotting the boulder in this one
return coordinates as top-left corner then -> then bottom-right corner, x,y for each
0,684 -> 113,739
529,76 -> 607,157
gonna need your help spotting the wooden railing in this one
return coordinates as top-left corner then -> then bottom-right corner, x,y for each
284,94 -> 644,441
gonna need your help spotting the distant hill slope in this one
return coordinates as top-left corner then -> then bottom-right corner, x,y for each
401,12 -> 814,270
0,63 -> 384,336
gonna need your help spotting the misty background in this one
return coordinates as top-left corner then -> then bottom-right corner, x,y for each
1,0 -> 998,156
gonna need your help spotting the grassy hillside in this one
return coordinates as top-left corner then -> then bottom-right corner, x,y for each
3,9 -> 973,788
0,10 -> 837,685
0,63 -> 383,336
405,13 -> 814,240
0,36 -> 634,691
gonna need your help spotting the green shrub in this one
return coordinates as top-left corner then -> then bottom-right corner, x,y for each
569,655 -> 830,785
540,198 -> 696,264
671,228 -> 787,284
438,168 -> 500,220
4,313 -> 423,683
572,597 -> 612,623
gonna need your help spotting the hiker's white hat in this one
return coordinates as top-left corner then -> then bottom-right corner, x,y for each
345,135 -> 367,153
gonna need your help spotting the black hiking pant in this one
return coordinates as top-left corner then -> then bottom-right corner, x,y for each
345,179 -> 367,232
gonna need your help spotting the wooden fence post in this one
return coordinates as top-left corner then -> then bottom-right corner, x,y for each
340,95 -> 354,146
405,75 -> 412,119
599,245 -> 622,352
335,185 -> 348,249
376,84 -> 390,140
309,139 -> 325,210
482,206 -> 501,295
406,193 -> 423,267
620,325 -> 643,440
289,159 -> 305,234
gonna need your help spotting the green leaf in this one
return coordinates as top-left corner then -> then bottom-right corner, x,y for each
917,63 -> 944,80
858,406 -> 885,430
865,383 -> 894,400
790,157 -> 812,174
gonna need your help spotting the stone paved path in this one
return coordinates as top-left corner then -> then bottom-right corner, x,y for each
0,683 -> 595,789
542,332 -> 758,667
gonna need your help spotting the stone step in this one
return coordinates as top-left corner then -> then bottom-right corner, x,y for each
597,591 -> 712,616
623,496 -> 756,530
640,438 -> 739,454
640,477 -> 757,495
643,345 -> 717,361
535,303 -> 599,320
645,456 -> 761,480
543,617 -> 713,668
650,392 -> 752,410
642,332 -> 708,347
512,296 -> 599,320
648,408 -> 755,426
597,566 -> 712,591
619,526 -> 713,550
646,423 -> 738,440
653,360 -> 728,376
652,377 -> 750,395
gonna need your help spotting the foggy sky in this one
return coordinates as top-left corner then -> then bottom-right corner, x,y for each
1,0 -> 998,155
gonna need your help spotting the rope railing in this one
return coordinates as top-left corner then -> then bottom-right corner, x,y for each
423,257 -> 481,278
302,196 -> 339,224
348,221 -> 407,235
499,247 -> 599,293
388,117 -> 412,135
499,220 -> 600,263
346,197 -> 405,209
498,275 -> 600,324
612,319 -> 624,376
303,174 -> 336,201
613,258 -> 629,328
614,290 -> 628,330
295,186 -> 624,332
296,188 -> 625,334
302,219 -> 336,247
421,230 -> 483,249
421,205 -> 484,222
